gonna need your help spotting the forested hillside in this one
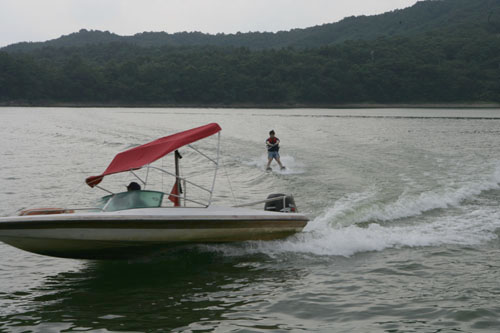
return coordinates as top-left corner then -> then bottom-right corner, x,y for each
3,0 -> 500,51
0,0 -> 499,106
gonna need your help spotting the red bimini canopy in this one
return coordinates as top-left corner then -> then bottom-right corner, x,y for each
86,123 -> 221,187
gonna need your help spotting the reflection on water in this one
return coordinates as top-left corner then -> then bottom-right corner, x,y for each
0,247 -> 306,332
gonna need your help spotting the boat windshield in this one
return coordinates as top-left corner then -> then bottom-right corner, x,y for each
99,190 -> 164,212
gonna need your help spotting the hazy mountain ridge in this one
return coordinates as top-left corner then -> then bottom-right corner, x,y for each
1,0 -> 499,106
3,0 -> 500,52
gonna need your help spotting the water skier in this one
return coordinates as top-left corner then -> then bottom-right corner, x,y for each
266,130 -> 285,171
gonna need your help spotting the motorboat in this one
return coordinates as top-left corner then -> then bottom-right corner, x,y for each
0,123 -> 308,259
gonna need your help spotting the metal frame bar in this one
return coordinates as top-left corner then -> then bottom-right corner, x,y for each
94,189 -> 209,212
183,179 -> 187,207
187,144 -> 218,164
164,193 -> 208,207
95,185 -> 113,194
144,165 -> 150,190
101,194 -> 115,211
147,166 -> 212,193
208,132 -> 220,206
130,170 -> 146,186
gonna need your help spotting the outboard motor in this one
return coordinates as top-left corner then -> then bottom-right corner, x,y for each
264,193 -> 297,213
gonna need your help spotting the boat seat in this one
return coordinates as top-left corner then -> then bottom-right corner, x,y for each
19,208 -> 75,216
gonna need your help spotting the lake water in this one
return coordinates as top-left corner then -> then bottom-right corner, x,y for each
1,107 -> 500,332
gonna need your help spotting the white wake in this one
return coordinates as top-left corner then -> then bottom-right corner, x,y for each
201,164 -> 500,257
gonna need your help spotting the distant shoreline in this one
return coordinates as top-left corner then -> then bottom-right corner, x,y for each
1,102 -> 499,109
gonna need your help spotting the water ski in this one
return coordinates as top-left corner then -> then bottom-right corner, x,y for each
266,166 -> 286,172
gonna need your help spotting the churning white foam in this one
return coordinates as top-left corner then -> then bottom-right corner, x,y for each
204,207 -> 500,258
244,154 -> 305,175
202,165 -> 500,257
314,167 -> 500,227
268,208 -> 500,257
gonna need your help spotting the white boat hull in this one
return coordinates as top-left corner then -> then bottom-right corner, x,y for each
0,206 -> 308,259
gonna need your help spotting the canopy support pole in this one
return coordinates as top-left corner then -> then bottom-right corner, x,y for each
208,132 -> 220,206
95,185 -> 113,194
188,144 -> 218,164
144,165 -> 150,190
130,170 -> 146,186
183,179 -> 187,207
174,150 -> 182,207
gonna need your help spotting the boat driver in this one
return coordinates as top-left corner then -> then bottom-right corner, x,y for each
127,182 -> 141,191
107,181 -> 146,210
265,130 -> 285,171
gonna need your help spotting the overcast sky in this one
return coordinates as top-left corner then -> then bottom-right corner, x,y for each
0,0 -> 418,47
